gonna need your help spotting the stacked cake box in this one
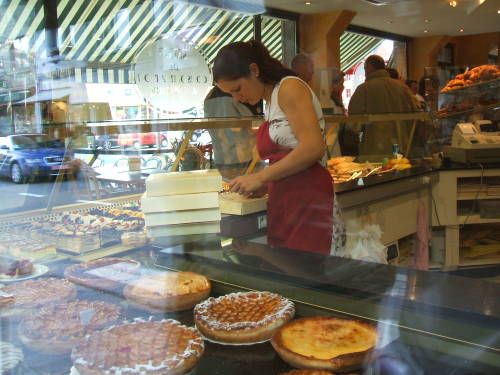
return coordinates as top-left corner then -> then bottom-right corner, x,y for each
142,169 -> 222,238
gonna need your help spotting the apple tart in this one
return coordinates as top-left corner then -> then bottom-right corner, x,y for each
123,271 -> 211,312
0,277 -> 76,319
71,319 -> 204,375
18,300 -> 122,354
194,291 -> 295,344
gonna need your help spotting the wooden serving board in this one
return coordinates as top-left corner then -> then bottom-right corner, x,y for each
219,193 -> 267,215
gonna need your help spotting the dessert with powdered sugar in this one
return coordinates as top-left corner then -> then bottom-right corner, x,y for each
71,319 -> 204,375
18,300 -> 122,354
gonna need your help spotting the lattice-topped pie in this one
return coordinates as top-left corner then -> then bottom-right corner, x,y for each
0,277 -> 76,319
123,272 -> 211,312
18,300 -> 122,354
194,291 -> 295,344
71,319 -> 204,375
64,257 -> 141,290
271,316 -> 377,372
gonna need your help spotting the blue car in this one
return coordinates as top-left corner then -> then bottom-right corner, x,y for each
0,134 -> 74,184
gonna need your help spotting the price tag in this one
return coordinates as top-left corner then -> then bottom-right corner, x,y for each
79,308 -> 95,326
257,215 -> 267,229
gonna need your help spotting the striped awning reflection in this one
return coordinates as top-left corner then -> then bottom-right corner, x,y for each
0,0 -> 45,54
56,0 -> 255,67
340,32 -> 383,72
262,17 -> 283,60
1,1 -> 286,84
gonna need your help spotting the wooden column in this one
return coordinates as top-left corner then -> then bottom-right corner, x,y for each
408,35 -> 453,80
299,10 -> 355,107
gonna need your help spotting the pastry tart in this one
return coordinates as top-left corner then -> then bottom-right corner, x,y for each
18,300 -> 121,354
271,316 -> 377,372
194,291 -> 295,344
123,271 -> 211,312
71,319 -> 204,375
0,277 -> 76,319
64,257 -> 141,290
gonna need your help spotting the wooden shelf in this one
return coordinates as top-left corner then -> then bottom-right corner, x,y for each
459,254 -> 500,267
436,102 -> 500,119
440,78 -> 500,95
457,215 -> 500,224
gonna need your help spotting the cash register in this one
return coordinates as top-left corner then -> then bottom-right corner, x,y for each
444,120 -> 500,163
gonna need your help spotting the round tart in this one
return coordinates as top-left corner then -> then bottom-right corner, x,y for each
123,271 -> 211,312
271,316 -> 377,372
71,319 -> 204,375
0,341 -> 23,373
194,291 -> 295,344
18,300 -> 122,354
0,277 -> 76,319
64,257 -> 141,290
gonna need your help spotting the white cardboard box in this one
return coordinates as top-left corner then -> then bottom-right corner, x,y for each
147,221 -> 220,237
145,169 -> 222,197
219,192 -> 267,215
141,192 -> 219,213
144,208 -> 221,226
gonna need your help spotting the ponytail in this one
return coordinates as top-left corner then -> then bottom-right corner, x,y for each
213,40 -> 295,84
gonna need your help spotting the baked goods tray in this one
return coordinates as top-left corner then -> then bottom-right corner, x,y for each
0,194 -> 142,230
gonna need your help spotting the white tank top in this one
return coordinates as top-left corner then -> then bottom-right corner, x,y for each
265,76 -> 327,166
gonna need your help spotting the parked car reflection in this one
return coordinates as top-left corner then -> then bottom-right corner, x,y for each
0,134 -> 74,183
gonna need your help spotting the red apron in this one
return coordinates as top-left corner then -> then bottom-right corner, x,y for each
256,120 -> 333,254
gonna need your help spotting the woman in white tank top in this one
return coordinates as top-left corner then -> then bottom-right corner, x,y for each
213,40 -> 345,255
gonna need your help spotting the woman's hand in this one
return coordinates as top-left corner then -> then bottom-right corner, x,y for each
229,173 -> 265,197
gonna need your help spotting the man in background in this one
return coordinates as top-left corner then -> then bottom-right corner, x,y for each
291,53 -> 314,84
346,55 -> 418,160
204,86 -> 262,180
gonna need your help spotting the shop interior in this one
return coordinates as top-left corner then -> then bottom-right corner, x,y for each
0,1 -> 499,374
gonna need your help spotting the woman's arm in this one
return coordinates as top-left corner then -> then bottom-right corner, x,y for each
230,78 -> 325,196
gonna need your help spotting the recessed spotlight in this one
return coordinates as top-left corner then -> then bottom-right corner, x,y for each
424,30 -> 428,33
497,9 -> 500,14
305,1 -> 311,5
424,18 -> 430,23
459,28 -> 464,32
449,1 -> 457,7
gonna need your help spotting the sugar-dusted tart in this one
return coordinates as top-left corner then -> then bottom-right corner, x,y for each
64,257 -> 141,290
123,272 -> 211,312
271,317 -> 377,372
71,319 -> 204,375
194,291 -> 295,344
0,277 -> 76,319
18,300 -> 122,354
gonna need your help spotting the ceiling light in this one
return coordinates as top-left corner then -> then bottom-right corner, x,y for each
449,1 -> 457,7
386,20 -> 393,24
304,1 -> 311,5
424,30 -> 428,33
497,9 -> 500,14
424,18 -> 430,23
459,28 -> 464,32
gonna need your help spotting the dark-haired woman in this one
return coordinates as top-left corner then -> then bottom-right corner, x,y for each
213,40 -> 345,255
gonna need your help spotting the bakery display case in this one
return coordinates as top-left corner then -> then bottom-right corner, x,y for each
0,113 -> 499,374
0,230 -> 499,374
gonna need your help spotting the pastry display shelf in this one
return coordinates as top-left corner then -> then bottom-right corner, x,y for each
459,254 -> 500,267
439,77 -> 500,95
436,102 -> 500,119
432,168 -> 500,268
